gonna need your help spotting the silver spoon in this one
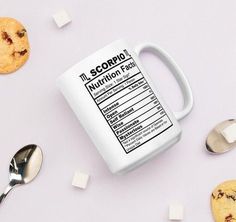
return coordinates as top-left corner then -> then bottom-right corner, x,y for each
0,144 -> 43,204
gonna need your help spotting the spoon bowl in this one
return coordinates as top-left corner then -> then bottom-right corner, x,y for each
206,119 -> 236,154
0,144 -> 43,204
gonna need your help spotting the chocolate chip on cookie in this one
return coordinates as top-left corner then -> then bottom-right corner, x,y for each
16,29 -> 26,38
1,31 -> 13,45
13,49 -> 28,57
0,17 -> 30,74
225,214 -> 235,222
19,49 -> 28,56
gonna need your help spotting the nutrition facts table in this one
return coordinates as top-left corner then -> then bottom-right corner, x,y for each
85,51 -> 173,153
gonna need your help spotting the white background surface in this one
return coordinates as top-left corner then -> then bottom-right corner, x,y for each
0,0 -> 236,221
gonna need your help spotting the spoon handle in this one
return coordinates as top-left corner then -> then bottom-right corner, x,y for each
0,185 -> 13,204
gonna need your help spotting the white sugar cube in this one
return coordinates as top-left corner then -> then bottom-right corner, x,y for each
169,204 -> 184,221
52,9 -> 71,28
72,171 -> 90,189
221,123 -> 236,143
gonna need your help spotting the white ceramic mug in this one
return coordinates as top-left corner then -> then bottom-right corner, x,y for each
57,39 -> 193,174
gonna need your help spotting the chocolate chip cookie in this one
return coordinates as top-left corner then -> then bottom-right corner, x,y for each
211,180 -> 236,222
0,17 -> 30,74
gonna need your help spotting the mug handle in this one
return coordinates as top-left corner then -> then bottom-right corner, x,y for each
135,42 -> 193,121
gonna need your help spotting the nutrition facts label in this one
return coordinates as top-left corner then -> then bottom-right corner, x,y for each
84,50 -> 173,153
